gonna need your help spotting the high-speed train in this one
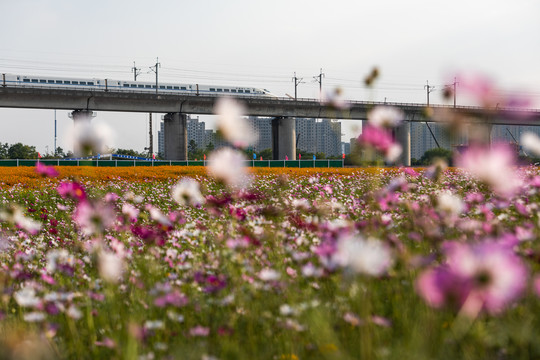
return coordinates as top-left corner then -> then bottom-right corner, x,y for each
1,73 -> 277,97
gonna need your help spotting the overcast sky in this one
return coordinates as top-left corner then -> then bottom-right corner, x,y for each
1,0 -> 539,154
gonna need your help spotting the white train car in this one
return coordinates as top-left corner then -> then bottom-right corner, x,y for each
1,73 -> 276,97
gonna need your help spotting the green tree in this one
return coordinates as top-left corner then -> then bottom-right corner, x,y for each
205,142 -> 215,153
115,149 -> 148,158
7,143 -> 38,159
258,148 -> 273,160
0,143 -> 8,159
420,147 -> 453,166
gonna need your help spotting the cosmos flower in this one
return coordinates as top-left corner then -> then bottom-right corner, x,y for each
333,235 -> 393,276
417,241 -> 527,317
35,162 -> 59,177
57,181 -> 87,202
171,178 -> 205,207
14,287 -> 41,308
0,204 -> 41,234
214,97 -> 256,148
368,106 -> 404,128
521,132 -> 540,157
207,147 -> 250,189
98,251 -> 124,284
357,124 -> 403,163
73,201 -> 116,236
456,143 -> 521,196
70,120 -> 114,157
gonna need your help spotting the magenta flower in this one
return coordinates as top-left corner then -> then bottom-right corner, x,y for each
57,181 -> 87,202
357,125 -> 402,163
35,162 -> 59,177
417,241 -> 527,317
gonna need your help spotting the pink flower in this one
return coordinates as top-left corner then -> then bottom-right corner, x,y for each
189,325 -> 210,337
417,241 -> 527,316
456,143 -> 521,197
35,162 -> 59,177
357,125 -> 402,163
73,201 -> 116,236
57,181 -> 87,202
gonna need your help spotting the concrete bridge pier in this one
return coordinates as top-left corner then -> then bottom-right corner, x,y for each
395,120 -> 411,166
468,123 -> 493,146
163,112 -> 188,160
272,117 -> 296,160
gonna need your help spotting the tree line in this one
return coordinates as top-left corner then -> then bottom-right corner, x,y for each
0,142 -> 155,160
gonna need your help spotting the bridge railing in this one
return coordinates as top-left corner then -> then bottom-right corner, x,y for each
0,159 -> 344,168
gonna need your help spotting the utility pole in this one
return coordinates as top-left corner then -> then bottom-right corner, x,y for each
292,72 -> 304,101
132,61 -> 141,81
450,77 -> 458,108
150,57 -> 161,94
148,113 -> 153,158
313,68 -> 324,100
54,109 -> 57,155
424,81 -> 435,106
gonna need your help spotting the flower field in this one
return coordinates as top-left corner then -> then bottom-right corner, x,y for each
2,163 -> 540,360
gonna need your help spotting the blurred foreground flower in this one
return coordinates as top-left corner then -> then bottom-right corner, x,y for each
171,178 -> 205,207
521,132 -> 540,157
333,235 -> 393,276
368,106 -> 403,129
35,162 -> 59,177
215,97 -> 256,148
417,241 -> 527,317
207,147 -> 250,189
99,251 -> 125,284
0,204 -> 41,234
71,121 -> 114,157
455,143 -> 521,196
357,125 -> 402,163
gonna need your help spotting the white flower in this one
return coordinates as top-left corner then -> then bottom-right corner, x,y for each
0,204 -> 41,234
385,143 -> 403,163
98,251 -> 124,284
207,147 -> 250,189
121,203 -> 139,221
259,268 -> 281,281
437,191 -> 464,216
368,106 -> 404,128
23,311 -> 46,322
14,287 -> 40,307
334,235 -> 393,276
147,206 -> 172,227
215,97 -> 257,148
71,120 -> 114,157
144,320 -> 165,330
67,305 -> 82,320
521,132 -> 540,157
171,178 -> 205,207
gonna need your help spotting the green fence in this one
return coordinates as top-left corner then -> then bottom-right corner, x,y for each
0,159 -> 344,168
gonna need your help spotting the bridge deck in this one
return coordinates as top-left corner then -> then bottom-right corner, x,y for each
1,86 -> 539,125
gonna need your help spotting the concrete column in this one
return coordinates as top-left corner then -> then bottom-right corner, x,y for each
468,123 -> 493,146
163,113 -> 188,160
395,120 -> 411,166
272,117 -> 296,160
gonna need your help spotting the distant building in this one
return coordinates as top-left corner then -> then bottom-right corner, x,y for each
296,118 -> 342,157
410,122 -> 467,160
